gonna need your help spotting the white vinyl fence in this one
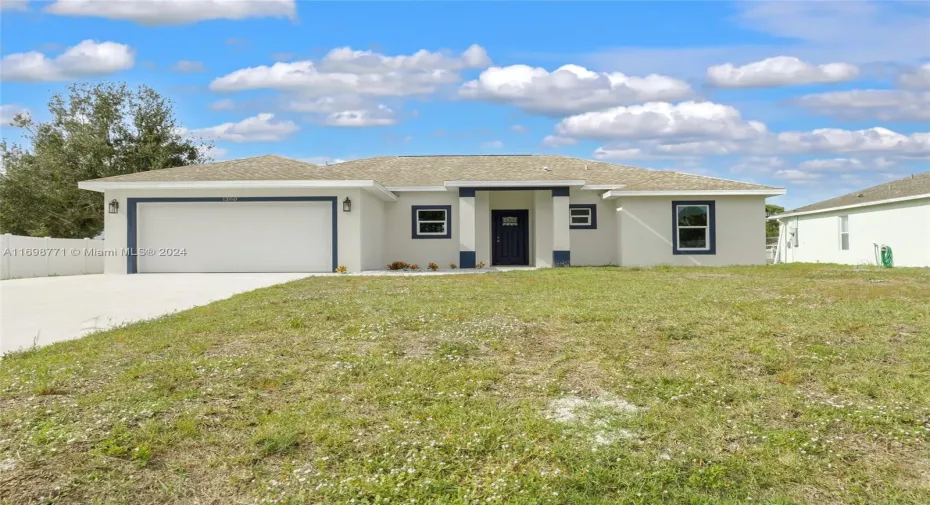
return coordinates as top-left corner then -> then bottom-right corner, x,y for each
0,234 -> 105,280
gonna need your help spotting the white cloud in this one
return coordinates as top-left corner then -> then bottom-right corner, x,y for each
555,101 -> 767,141
459,64 -> 692,115
189,113 -> 299,142
0,39 -> 134,82
45,0 -> 296,25
794,90 -> 930,121
0,0 -> 29,11
172,60 -> 205,73
198,145 -> 229,160
208,99 -> 235,111
730,156 -> 786,174
0,104 -> 30,125
797,158 -> 866,171
285,95 -> 366,114
481,140 -> 504,150
898,63 -> 930,90
509,124 -> 528,134
776,127 -> 930,155
541,135 -> 578,148
320,105 -> 397,127
210,45 -> 489,97
593,147 -> 647,160
772,169 -> 823,184
706,56 -> 858,88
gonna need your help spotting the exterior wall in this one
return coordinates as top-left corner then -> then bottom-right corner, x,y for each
102,187 -> 364,273
617,195 -> 767,266
383,191 -> 460,267
0,234 -> 104,280
568,188 -> 617,266
358,190 -> 385,270
780,198 -> 929,267
533,191 -> 554,267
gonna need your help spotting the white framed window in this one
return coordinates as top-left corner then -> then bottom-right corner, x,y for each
411,205 -> 451,239
569,204 -> 597,229
839,215 -> 849,250
673,201 -> 715,254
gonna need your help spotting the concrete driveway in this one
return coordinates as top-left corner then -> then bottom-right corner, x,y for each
0,273 -> 308,354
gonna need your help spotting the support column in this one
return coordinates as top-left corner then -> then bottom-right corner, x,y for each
552,188 -> 570,266
459,188 -> 477,268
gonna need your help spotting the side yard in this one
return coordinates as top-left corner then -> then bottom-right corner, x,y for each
1,265 -> 928,504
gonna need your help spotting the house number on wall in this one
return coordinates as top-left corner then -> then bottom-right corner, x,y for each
222,197 -> 238,202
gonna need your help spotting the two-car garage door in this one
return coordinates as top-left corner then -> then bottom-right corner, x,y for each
136,201 -> 333,273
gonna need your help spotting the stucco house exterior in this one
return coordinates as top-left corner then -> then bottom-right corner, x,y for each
770,171 -> 930,267
77,154 -> 785,273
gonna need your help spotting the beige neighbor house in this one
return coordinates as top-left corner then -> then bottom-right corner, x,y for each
77,154 -> 785,273
771,171 -> 930,267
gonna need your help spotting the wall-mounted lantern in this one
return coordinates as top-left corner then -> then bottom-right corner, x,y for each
342,197 -> 352,212
108,199 -> 119,214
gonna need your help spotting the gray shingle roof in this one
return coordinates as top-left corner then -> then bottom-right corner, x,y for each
83,154 -> 782,192
783,171 -> 930,215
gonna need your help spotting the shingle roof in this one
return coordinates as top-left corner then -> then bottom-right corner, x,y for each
783,171 -> 930,215
82,154 -> 782,192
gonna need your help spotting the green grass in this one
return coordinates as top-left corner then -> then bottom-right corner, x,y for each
1,264 -> 929,504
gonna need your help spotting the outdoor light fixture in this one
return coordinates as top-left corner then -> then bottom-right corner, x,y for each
343,197 -> 351,212
108,199 -> 119,214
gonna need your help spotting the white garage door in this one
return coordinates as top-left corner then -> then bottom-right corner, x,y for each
136,201 -> 332,273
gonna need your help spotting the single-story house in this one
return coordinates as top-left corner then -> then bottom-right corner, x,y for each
77,154 -> 785,273
770,171 -> 930,267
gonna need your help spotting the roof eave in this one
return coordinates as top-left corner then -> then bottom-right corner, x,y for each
602,188 -> 786,199
768,192 -> 930,220
77,179 -> 398,201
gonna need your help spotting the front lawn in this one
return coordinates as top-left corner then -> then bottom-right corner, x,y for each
1,265 -> 928,504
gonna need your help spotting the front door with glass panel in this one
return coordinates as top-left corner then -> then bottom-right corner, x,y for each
492,209 -> 529,266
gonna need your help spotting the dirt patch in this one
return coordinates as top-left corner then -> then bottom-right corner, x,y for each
545,395 -> 641,445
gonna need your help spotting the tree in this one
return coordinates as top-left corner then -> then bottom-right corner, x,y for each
765,204 -> 784,239
0,83 -> 212,238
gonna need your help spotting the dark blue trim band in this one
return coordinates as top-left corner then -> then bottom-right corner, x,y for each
553,250 -> 571,266
551,187 -> 570,197
671,200 -> 716,255
459,251 -> 476,269
569,204 -> 597,230
411,204 -> 452,239
459,186 -> 568,193
126,196 -> 338,273
459,188 -> 476,198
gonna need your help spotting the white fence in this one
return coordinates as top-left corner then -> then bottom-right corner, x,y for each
0,234 -> 105,280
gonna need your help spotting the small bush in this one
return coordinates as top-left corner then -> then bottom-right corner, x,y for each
428,262 -> 439,271
335,265 -> 348,274
387,261 -> 410,270
476,261 -> 486,269
449,263 -> 458,269
409,264 -> 420,271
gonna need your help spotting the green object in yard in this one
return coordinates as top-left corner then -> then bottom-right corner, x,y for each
880,245 -> 894,268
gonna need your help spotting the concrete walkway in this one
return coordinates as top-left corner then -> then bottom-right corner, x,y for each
0,273 -> 308,354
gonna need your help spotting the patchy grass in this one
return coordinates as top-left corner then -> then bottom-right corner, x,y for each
1,264 -> 929,504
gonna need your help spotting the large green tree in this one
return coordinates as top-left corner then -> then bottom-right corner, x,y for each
0,83 -> 212,238
765,204 -> 785,238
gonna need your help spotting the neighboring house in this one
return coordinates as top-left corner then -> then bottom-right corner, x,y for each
77,154 -> 785,273
770,171 -> 930,267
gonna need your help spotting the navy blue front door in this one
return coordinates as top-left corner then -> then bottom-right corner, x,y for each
492,209 -> 529,266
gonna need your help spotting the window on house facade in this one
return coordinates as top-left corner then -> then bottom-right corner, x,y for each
672,201 -> 716,254
569,204 -> 597,229
839,215 -> 849,250
411,205 -> 452,239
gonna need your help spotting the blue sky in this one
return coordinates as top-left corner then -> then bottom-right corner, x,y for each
1,0 -> 928,209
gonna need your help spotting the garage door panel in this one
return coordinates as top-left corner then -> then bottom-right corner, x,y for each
136,201 -> 332,273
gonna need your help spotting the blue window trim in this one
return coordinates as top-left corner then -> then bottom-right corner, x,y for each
671,200 -> 716,255
126,196 -> 338,274
411,205 -> 452,239
569,204 -> 597,230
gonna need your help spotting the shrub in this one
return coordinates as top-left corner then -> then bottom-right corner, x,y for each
449,263 -> 458,269
335,265 -> 348,274
476,261 -> 486,269
409,264 -> 420,271
387,261 -> 409,271
428,262 -> 439,271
